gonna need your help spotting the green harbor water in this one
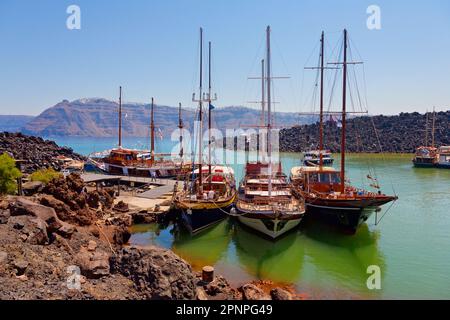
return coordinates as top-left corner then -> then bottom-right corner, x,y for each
50,137 -> 450,299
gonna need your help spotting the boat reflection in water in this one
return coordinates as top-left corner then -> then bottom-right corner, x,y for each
129,218 -> 384,298
300,219 -> 385,298
130,220 -> 233,271
232,223 -> 305,284
171,220 -> 233,270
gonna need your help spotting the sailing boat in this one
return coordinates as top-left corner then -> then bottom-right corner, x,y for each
89,90 -> 189,177
236,26 -> 305,239
412,109 -> 438,167
173,28 -> 237,234
290,30 -> 397,234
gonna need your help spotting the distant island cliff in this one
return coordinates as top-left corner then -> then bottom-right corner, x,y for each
0,98 -> 448,153
16,98 -> 307,137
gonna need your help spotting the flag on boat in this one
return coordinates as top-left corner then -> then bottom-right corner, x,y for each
209,104 -> 215,110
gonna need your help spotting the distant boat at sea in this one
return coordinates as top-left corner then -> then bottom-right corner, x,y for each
302,150 -> 334,167
412,109 -> 438,168
437,146 -> 450,168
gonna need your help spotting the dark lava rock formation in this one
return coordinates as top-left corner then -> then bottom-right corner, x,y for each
0,132 -> 85,173
111,246 -> 198,300
279,111 -> 449,153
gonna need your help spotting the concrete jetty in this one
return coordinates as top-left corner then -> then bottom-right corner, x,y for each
81,173 -> 176,200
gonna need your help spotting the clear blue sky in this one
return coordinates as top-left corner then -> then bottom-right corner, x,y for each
0,0 -> 449,116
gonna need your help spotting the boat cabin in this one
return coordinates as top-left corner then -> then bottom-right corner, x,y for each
412,146 -> 438,166
290,166 -> 341,193
189,165 -> 235,195
106,148 -> 139,163
438,146 -> 450,168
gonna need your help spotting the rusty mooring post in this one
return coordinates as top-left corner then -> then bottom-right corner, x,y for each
202,266 -> 214,283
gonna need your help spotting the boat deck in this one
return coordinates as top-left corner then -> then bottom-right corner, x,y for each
237,194 -> 304,213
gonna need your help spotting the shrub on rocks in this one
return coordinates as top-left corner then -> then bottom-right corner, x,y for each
0,153 -> 22,195
29,168 -> 61,184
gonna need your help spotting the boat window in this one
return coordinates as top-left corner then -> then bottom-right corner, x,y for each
330,173 -> 341,183
319,173 -> 331,183
308,173 -> 319,183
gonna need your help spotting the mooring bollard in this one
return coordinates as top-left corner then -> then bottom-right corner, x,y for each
202,266 -> 214,283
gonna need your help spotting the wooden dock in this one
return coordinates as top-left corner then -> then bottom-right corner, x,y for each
80,173 -> 176,200
136,183 -> 175,199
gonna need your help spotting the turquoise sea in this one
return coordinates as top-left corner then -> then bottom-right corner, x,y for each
51,136 -> 450,299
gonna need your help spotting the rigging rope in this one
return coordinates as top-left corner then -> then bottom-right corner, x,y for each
374,199 -> 397,226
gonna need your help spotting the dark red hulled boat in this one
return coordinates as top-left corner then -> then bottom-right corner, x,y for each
290,166 -> 397,232
290,30 -> 397,233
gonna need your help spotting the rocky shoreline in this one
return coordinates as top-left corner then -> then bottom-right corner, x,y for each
279,111 -> 449,153
0,174 -> 298,300
0,132 -> 85,174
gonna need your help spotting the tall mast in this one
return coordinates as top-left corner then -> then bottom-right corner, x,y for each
194,27 -> 204,194
431,107 -> 436,148
425,111 -> 429,147
261,59 -> 266,129
150,97 -> 155,163
118,86 -> 122,148
260,59 -> 265,163
266,25 -> 272,197
340,29 -> 348,193
178,103 -> 184,160
208,41 -> 212,188
319,31 -> 325,167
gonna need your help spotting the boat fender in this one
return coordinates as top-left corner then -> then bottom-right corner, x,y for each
187,209 -> 193,215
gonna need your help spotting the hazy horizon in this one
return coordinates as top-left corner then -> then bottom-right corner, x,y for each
2,96 -> 448,118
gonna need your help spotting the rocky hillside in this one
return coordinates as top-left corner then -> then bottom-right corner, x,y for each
0,174 -> 301,300
0,115 -> 34,133
21,98 -> 311,137
280,111 -> 450,153
0,132 -> 85,173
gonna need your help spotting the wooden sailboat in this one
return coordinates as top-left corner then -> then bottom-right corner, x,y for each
412,109 -> 438,167
236,26 -> 305,239
173,28 -> 237,234
290,30 -> 397,233
89,88 -> 191,178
